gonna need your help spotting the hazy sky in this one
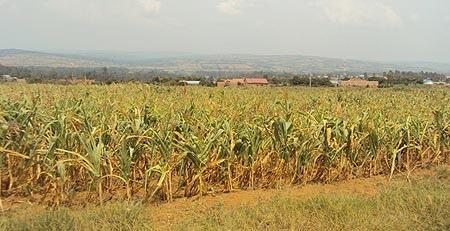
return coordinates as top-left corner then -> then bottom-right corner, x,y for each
1,0 -> 449,62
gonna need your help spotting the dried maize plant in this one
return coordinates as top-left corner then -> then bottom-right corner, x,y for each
0,84 -> 448,205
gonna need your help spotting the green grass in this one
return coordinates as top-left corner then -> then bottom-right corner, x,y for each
1,167 -> 448,231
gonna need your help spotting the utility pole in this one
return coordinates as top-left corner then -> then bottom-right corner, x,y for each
343,60 -> 347,78
309,73 -> 312,88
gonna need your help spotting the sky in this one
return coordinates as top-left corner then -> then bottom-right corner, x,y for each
1,0 -> 450,62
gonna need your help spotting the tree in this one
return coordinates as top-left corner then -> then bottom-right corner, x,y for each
387,70 -> 394,78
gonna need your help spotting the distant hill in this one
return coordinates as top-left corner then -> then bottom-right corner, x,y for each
0,49 -> 45,56
0,49 -> 115,68
1,49 -> 449,74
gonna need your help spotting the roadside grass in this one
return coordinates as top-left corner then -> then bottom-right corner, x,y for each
171,167 -> 450,231
1,167 -> 449,231
0,202 -> 147,231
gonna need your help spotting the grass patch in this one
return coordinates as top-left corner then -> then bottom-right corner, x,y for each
1,167 -> 449,231
171,172 -> 450,231
0,201 -> 147,231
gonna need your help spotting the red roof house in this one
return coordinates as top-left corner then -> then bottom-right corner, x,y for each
244,78 -> 269,86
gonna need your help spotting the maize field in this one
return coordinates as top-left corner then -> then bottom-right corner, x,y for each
0,84 -> 449,205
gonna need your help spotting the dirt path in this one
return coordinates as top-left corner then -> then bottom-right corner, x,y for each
147,166 -> 440,227
0,166 -> 442,228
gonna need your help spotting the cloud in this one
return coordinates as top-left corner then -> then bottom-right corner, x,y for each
319,0 -> 402,27
444,15 -> 450,23
217,0 -> 271,15
40,0 -> 162,24
0,0 -> 11,7
217,0 -> 243,15
45,1 -> 162,16
138,0 -> 161,14
408,13 -> 419,22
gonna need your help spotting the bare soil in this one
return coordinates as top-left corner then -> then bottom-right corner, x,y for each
1,165 -> 444,228
147,166 -> 440,227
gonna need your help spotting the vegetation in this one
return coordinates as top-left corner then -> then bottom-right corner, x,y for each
367,70 -> 448,87
1,166 -> 448,230
0,202 -> 147,231
0,84 -> 449,206
1,64 -> 448,86
172,167 -> 450,231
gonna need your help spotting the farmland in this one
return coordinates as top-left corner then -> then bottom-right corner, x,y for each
0,84 -> 449,208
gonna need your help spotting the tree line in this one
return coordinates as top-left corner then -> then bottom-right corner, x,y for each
1,64 -> 447,86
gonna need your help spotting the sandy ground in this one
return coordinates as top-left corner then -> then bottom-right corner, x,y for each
0,165 -> 443,227
148,166 -> 440,226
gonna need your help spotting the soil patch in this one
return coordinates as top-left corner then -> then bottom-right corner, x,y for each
147,165 -> 445,227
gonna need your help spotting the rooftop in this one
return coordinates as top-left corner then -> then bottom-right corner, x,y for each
245,78 -> 269,84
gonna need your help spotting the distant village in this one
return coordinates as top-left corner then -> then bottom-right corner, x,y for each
1,74 -> 26,84
2,73 -> 450,88
178,74 -> 450,88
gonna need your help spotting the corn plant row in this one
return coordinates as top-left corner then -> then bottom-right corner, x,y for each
0,84 -> 449,205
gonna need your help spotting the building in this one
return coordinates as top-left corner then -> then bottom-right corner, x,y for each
244,78 -> 269,86
217,78 -> 268,87
337,78 -> 379,88
68,79 -> 96,85
330,80 -> 339,86
433,82 -> 449,85
217,78 -> 243,87
178,80 -> 201,86
423,79 -> 434,85
2,74 -> 18,82
1,74 -> 27,84
16,79 -> 26,84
